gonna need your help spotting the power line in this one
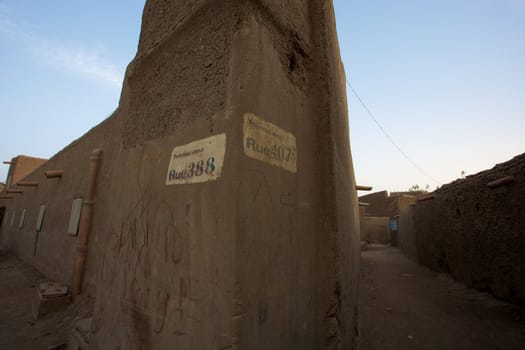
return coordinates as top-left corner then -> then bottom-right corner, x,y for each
346,80 -> 442,186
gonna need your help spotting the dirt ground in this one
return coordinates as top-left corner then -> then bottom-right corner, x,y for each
3,244 -> 525,349
359,244 -> 525,350
0,250 -> 92,350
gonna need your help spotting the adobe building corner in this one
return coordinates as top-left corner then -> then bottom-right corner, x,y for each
1,1 -> 360,348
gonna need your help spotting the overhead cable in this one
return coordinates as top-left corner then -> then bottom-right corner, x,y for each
346,79 -> 442,186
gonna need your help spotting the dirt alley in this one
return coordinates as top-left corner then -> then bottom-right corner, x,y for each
0,250 -> 92,350
2,244 -> 525,349
359,245 -> 525,349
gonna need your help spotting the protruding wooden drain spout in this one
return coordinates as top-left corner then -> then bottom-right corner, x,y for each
487,176 -> 515,189
16,182 -> 39,187
45,170 -> 64,178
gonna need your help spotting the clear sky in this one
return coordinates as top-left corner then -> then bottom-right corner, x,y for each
1,1 -> 524,192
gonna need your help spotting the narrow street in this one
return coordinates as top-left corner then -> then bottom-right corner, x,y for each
359,245 -> 525,350
3,245 -> 525,349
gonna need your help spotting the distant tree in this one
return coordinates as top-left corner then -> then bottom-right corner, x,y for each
408,184 -> 420,192
408,184 -> 428,193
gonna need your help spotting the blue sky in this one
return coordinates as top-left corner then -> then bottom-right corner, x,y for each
1,1 -> 524,192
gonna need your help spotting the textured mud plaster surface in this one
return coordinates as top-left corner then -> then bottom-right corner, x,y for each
122,1 -> 314,149
402,153 -> 525,303
122,3 -> 236,149
1,1 -> 360,349
137,0 -> 310,57
115,0 -> 358,348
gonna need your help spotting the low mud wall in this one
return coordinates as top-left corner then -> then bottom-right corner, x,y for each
360,216 -> 390,244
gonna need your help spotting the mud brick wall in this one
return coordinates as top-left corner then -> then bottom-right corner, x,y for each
359,191 -> 390,217
359,191 -> 416,218
0,116 -> 122,291
398,206 -> 417,262
401,153 -> 525,303
360,216 -> 390,244
1,1 -> 360,348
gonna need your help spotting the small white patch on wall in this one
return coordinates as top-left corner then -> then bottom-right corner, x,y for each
68,199 -> 83,236
36,204 -> 46,232
19,209 -> 26,229
10,210 -> 16,227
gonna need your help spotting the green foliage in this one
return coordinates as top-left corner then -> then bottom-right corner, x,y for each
408,184 -> 429,193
